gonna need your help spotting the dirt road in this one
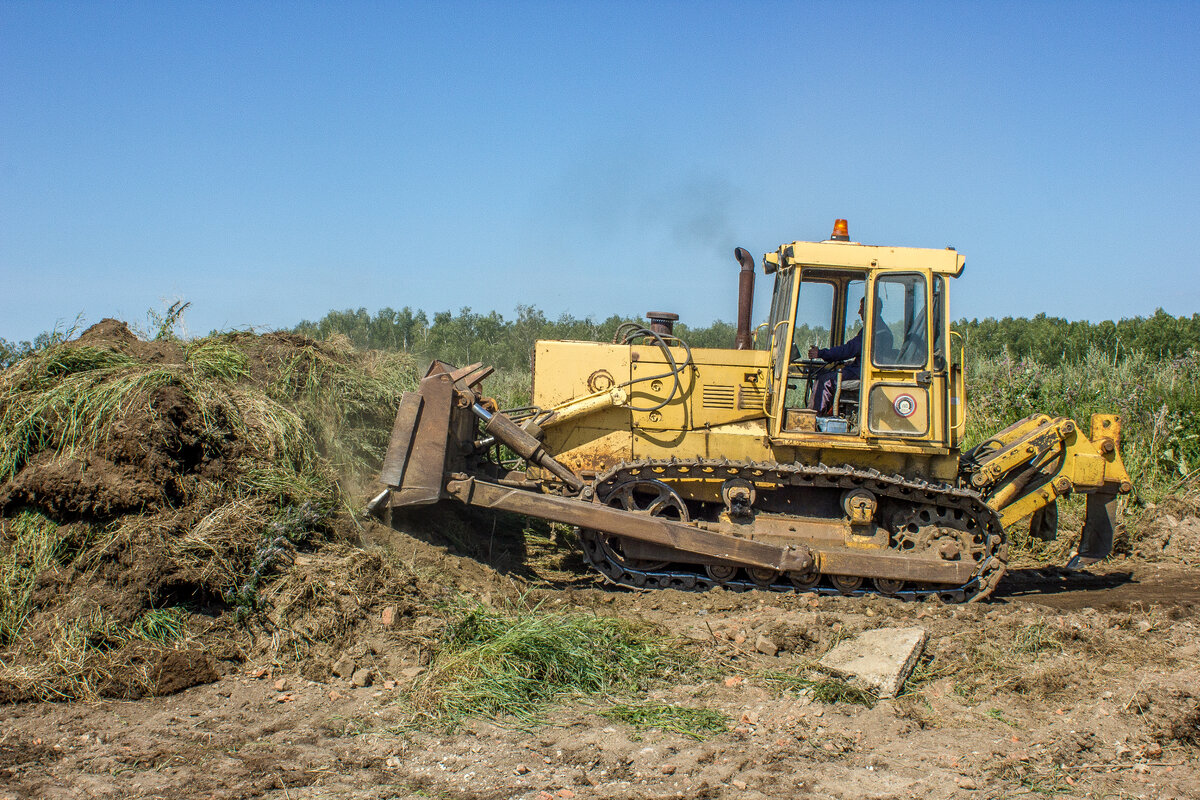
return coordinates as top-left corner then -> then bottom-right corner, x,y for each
997,563 -> 1200,611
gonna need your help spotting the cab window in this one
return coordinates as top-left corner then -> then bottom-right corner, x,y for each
932,275 -> 947,369
843,279 -> 865,344
768,269 -> 795,381
793,280 -> 835,352
872,274 -> 928,369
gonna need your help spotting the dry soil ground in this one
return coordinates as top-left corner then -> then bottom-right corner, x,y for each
4,321 -> 1195,796
4,519 -> 1200,800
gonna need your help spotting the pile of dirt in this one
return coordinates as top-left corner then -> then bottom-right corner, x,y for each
0,319 -> 440,702
1132,494 -> 1200,565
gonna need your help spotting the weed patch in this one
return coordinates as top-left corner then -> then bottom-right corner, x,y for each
602,700 -> 728,740
757,669 -> 877,707
127,608 -> 190,644
0,511 -> 64,644
412,602 -> 684,723
986,707 -> 1020,728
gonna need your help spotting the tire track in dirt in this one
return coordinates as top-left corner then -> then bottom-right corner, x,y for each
998,563 -> 1200,613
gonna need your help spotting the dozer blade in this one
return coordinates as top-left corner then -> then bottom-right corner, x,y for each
377,363 -> 456,508
1066,490 -> 1118,569
379,392 -> 424,487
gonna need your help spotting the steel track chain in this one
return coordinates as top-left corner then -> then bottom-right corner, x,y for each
578,457 -> 1008,603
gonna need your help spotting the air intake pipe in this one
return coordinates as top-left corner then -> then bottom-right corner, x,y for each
733,247 -> 756,350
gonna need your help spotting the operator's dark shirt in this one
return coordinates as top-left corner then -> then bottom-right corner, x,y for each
816,323 -> 894,380
817,330 -> 863,380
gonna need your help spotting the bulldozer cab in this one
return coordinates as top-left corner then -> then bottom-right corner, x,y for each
764,222 -> 965,451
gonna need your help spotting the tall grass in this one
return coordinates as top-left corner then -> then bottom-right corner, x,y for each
966,347 -> 1200,500
412,602 -> 682,722
0,511 -> 65,645
486,368 -> 533,411
264,339 -> 418,480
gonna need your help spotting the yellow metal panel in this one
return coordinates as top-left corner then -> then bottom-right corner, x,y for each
779,241 -> 965,275
1090,414 -> 1131,487
867,384 -> 930,437
628,349 -> 693,431
633,422 -> 773,463
533,340 -> 633,470
683,347 -> 769,368
629,346 -> 771,431
1071,453 -> 1107,488
630,424 -> 959,484
532,340 -> 631,407
999,483 -> 1062,528
544,425 -> 631,475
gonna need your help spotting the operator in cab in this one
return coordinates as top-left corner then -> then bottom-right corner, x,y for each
807,296 -> 888,415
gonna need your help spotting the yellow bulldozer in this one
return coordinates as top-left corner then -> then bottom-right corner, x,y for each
370,220 -> 1131,602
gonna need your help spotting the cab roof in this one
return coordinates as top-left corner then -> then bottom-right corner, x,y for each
766,239 -> 966,277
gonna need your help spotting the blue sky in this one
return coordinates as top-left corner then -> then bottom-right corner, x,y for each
2,1 -> 1197,342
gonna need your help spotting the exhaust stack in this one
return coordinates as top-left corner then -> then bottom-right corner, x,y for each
733,247 -> 756,350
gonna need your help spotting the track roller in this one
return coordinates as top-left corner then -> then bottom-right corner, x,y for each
705,564 -> 737,582
873,577 -> 905,596
829,574 -> 864,595
747,567 -> 779,587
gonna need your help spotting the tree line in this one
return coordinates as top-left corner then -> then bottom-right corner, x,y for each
955,309 -> 1200,364
291,305 -> 738,371
4,305 -> 1197,371
292,305 -> 1200,370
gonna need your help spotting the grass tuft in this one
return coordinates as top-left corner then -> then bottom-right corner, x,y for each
0,511 -> 65,645
602,700 -> 728,740
412,602 -> 682,722
185,336 -> 250,382
128,608 -> 189,644
757,669 -> 878,707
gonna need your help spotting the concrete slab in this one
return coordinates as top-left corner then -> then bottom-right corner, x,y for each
817,627 -> 927,698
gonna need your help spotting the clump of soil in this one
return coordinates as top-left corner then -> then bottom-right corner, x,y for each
0,320 -> 421,702
1133,494 -> 1200,565
0,383 -> 236,517
1128,684 -> 1200,747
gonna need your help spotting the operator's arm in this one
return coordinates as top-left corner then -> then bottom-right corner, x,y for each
815,330 -> 862,363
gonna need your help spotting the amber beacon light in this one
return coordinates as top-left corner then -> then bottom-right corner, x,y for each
831,219 -> 850,241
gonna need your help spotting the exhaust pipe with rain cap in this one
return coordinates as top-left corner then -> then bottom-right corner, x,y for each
734,247 -> 756,350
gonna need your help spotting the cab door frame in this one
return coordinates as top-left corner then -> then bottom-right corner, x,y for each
862,268 -> 939,442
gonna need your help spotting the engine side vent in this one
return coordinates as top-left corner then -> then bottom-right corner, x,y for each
702,384 -> 736,409
738,384 -> 767,411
